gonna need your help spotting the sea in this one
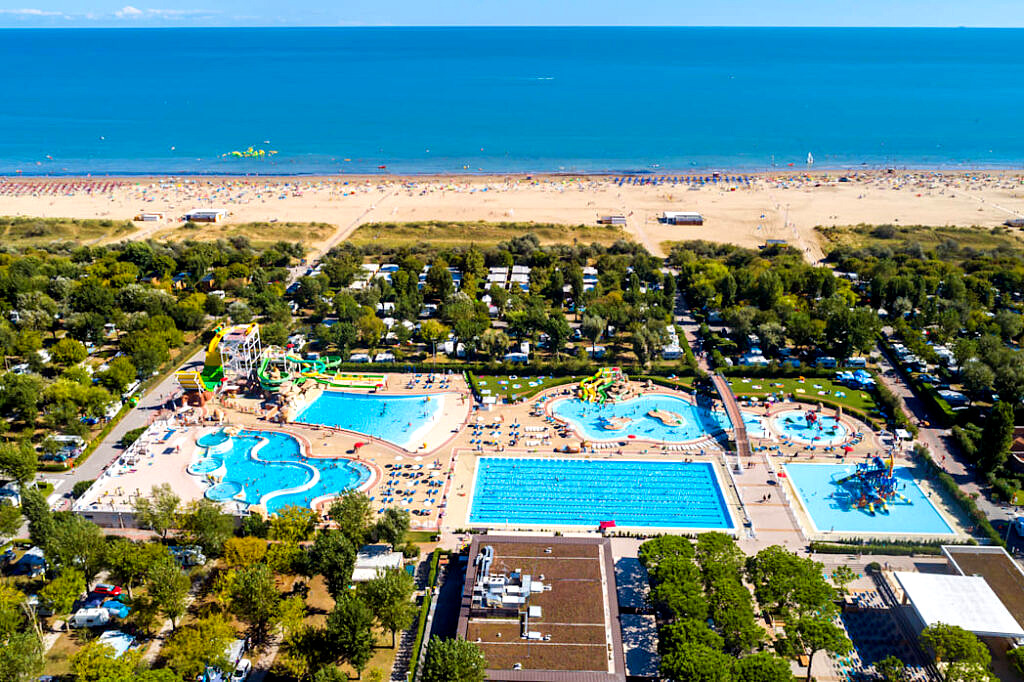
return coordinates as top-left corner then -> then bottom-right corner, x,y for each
2,27 -> 1024,175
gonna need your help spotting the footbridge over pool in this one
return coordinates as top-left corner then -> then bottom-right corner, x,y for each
711,374 -> 751,459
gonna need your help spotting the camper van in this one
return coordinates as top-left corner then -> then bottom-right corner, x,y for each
68,608 -> 111,628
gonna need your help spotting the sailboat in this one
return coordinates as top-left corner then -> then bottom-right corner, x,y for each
807,152 -> 814,167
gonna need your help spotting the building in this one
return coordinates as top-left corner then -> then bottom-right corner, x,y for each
183,209 -> 227,223
597,215 -> 627,225
662,211 -> 704,225
458,536 -> 627,681
352,544 -> 404,582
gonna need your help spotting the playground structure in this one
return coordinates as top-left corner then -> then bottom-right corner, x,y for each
176,323 -> 261,393
256,348 -> 387,392
579,367 -> 627,403
831,455 -> 909,515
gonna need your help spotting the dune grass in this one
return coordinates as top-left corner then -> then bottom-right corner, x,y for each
348,220 -> 627,248
816,223 -> 1024,255
0,216 -> 136,245
162,220 -> 336,246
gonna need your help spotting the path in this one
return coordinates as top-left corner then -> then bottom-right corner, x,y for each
711,373 -> 750,460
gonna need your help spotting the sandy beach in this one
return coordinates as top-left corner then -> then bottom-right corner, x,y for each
2,171 -> 1023,260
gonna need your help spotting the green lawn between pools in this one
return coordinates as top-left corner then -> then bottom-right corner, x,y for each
468,374 -> 578,402
726,377 -> 877,414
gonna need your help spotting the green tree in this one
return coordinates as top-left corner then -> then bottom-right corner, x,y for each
20,485 -> 54,548
222,536 -> 268,569
39,567 -> 86,615
978,401 -> 1013,473
310,529 -> 357,599
660,641 -> 733,682
329,491 -> 374,547
70,642 -> 144,682
269,505 -> 318,544
919,623 -> 991,668
47,514 -> 107,583
0,443 -> 37,484
161,614 -> 235,680
326,593 -> 375,679
96,356 -> 138,393
787,611 -> 852,682
421,637 -> 487,682
228,563 -> 281,643
133,483 -> 181,540
0,503 -> 21,537
419,319 -> 449,361
179,498 -> 234,556
106,540 -> 172,598
875,655 -> 908,682
147,557 -> 191,630
359,568 -> 416,646
545,314 -> 571,357
372,507 -> 410,548
0,631 -> 44,682
51,337 -> 88,366
734,652 -> 793,682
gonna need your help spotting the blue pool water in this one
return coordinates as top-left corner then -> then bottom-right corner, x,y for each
783,463 -> 953,534
189,458 -> 222,474
470,458 -> 733,528
197,431 -> 230,448
296,391 -> 443,450
551,395 -> 761,442
772,410 -> 849,446
200,429 -> 371,514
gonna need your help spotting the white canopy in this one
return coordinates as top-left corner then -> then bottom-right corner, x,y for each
894,572 -> 1024,638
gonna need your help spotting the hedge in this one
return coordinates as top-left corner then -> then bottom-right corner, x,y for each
810,541 -> 945,556
915,444 -> 1003,546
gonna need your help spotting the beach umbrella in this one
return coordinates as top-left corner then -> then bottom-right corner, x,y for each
843,446 -> 853,453
353,442 -> 365,449
627,434 -> 636,439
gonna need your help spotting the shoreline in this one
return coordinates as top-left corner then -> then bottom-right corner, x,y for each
5,167 -> 1024,181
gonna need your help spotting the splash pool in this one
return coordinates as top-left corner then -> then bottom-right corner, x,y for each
195,429 -> 372,514
550,394 -> 763,442
296,391 -> 443,450
772,410 -> 848,445
470,457 -> 733,529
783,463 -> 953,534
189,457 -> 223,474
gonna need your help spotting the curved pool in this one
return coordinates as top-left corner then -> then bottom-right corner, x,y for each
550,394 -> 758,443
197,430 -> 231,448
771,410 -> 848,446
207,481 -> 243,501
189,457 -> 223,474
196,430 -> 373,514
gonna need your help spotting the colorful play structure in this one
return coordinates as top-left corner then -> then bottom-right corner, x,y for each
579,367 -> 626,403
176,323 -> 261,393
832,455 -> 909,515
256,350 -> 386,392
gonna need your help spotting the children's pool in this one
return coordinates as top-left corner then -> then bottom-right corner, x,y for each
196,429 -> 371,514
296,391 -> 443,450
772,410 -> 849,446
783,463 -> 954,534
470,457 -> 733,529
550,395 -> 764,442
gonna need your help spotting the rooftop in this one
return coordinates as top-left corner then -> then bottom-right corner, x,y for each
458,536 -> 626,682
943,545 -> 1024,631
894,571 -> 1024,639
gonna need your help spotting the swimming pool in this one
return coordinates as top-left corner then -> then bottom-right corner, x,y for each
783,463 -> 954,535
296,391 -> 444,450
195,429 -> 372,514
550,394 -> 762,442
469,457 -> 734,529
772,410 -> 848,446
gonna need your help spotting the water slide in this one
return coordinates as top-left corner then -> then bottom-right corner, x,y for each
580,367 -> 620,403
176,326 -> 229,391
256,354 -> 386,391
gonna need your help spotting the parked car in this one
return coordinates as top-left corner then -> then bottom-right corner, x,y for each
91,583 -> 123,598
231,659 -> 252,682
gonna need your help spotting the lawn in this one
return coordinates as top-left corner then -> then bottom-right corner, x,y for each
0,216 -> 136,245
347,220 -> 627,249
469,374 -> 578,402
726,377 -> 877,415
161,220 -> 336,247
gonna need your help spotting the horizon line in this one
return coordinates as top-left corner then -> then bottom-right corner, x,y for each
2,24 -> 1023,30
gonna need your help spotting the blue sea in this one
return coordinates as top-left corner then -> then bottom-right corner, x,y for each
3,27 -> 1024,175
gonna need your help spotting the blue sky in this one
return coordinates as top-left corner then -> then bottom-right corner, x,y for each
1,0 -> 1023,28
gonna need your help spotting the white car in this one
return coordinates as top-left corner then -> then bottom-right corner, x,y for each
231,659 -> 252,682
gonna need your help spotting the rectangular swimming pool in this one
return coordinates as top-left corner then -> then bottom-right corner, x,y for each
469,457 -> 734,529
783,462 -> 954,535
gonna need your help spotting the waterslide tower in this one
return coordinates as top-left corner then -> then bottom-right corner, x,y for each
217,323 -> 262,378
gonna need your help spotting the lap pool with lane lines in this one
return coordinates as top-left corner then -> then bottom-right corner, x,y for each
469,457 -> 734,529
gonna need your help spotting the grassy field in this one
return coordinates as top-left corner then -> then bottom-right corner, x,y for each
161,220 -> 336,247
470,374 -> 578,402
0,216 -> 136,245
726,376 -> 877,414
816,223 -> 1024,254
347,220 -> 627,248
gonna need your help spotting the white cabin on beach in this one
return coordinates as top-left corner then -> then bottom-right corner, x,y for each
663,211 -> 704,226
184,209 -> 227,223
